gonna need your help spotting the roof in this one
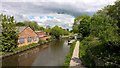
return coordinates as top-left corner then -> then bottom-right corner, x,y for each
35,30 -> 44,33
16,26 -> 27,33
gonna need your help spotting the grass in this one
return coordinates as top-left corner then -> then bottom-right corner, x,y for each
14,43 -> 37,51
63,40 -> 77,68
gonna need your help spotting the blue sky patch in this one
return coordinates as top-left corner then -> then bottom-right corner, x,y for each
39,16 -> 45,19
47,16 -> 54,19
28,16 -> 35,20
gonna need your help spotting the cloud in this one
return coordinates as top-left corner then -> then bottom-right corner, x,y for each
0,0 -> 116,29
28,14 -> 75,29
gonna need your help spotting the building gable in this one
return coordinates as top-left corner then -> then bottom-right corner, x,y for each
19,27 -> 38,38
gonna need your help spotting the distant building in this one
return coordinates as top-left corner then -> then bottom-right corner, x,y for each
17,26 -> 39,47
35,31 -> 50,41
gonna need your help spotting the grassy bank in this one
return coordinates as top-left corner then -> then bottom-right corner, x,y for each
63,40 -> 77,68
0,40 -> 51,57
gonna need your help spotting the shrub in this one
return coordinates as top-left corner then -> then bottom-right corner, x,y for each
38,40 -> 44,45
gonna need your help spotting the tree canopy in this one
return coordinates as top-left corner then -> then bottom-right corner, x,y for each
72,15 -> 91,37
72,0 -> 120,66
16,21 -> 44,31
50,26 -> 69,39
0,14 -> 18,52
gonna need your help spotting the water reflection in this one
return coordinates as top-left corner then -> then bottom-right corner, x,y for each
2,39 -> 69,66
2,47 -> 39,66
32,39 -> 69,66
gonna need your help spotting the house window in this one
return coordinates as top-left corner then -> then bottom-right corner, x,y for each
19,37 -> 24,44
27,37 -> 32,42
34,36 -> 38,41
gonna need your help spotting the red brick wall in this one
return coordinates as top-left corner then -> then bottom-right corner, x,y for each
39,36 -> 51,41
18,27 -> 39,47
36,31 -> 46,36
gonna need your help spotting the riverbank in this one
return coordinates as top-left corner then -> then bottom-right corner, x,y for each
63,40 -> 77,68
69,41 -> 82,67
0,40 -> 52,59
2,39 -> 70,66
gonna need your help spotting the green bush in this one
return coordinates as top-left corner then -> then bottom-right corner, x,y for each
79,36 -> 120,66
38,40 -> 44,45
79,37 -> 96,67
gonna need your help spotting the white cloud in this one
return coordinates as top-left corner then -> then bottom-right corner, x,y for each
27,14 -> 75,29
1,0 -> 116,29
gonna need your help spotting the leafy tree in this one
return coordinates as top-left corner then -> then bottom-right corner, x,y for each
105,1 -> 120,35
72,15 -> 91,37
16,21 -> 41,31
0,14 -> 18,52
51,26 -> 62,39
16,22 -> 25,26
72,25 -> 79,34
50,26 -> 69,39
39,26 -> 45,30
72,16 -> 82,33
24,21 -> 40,31
44,28 -> 51,35
90,14 -> 119,46
75,0 -> 120,66
78,15 -> 91,37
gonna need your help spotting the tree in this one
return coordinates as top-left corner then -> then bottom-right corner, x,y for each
44,28 -> 51,35
16,21 -> 40,31
39,26 -> 45,30
90,6 -> 120,52
51,26 -> 62,39
50,26 -> 69,39
77,0 -> 120,66
78,15 -> 91,37
0,14 -> 18,52
72,15 -> 91,37
105,1 -> 120,35
72,25 -> 79,34
16,22 -> 25,26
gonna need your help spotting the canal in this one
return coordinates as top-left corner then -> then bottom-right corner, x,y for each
2,39 -> 70,66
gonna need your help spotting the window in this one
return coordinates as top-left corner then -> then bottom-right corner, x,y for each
27,37 -> 32,42
19,37 -> 24,44
34,36 -> 38,41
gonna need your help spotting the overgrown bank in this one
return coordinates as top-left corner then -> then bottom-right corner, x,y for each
0,39 -> 52,58
79,36 -> 120,67
63,40 -> 77,68
79,37 -> 95,67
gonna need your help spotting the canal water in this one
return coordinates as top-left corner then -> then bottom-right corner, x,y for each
1,39 -> 70,66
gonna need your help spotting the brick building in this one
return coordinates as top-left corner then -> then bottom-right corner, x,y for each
35,31 -> 50,41
17,26 -> 39,47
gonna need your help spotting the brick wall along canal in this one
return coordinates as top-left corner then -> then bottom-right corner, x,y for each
1,39 -> 70,66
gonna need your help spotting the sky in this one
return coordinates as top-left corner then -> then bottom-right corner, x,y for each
0,0 -> 116,30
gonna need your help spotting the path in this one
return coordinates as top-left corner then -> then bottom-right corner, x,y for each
69,41 -> 85,68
